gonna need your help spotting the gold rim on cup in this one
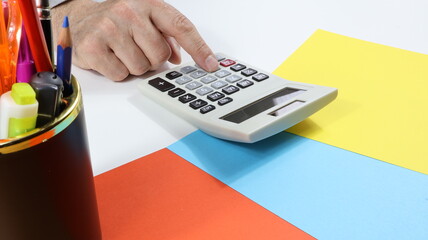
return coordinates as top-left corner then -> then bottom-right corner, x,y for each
0,76 -> 82,154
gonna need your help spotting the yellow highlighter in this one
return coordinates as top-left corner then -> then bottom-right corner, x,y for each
0,83 -> 38,139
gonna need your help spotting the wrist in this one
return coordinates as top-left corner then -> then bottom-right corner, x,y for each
51,0 -> 99,42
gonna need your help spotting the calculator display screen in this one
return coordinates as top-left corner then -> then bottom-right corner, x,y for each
220,88 -> 305,124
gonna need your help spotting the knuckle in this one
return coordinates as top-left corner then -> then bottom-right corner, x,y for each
146,0 -> 165,8
130,63 -> 150,76
149,47 -> 171,69
98,17 -> 117,35
79,36 -> 103,56
171,13 -> 194,35
110,0 -> 138,22
110,69 -> 129,81
193,38 -> 208,55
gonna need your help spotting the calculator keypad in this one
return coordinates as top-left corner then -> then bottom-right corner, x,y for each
230,64 -> 246,72
225,75 -> 242,83
180,66 -> 197,74
166,71 -> 182,80
179,94 -> 196,103
189,99 -> 207,109
190,70 -> 207,79
196,87 -> 213,96
241,68 -> 257,77
211,80 -> 228,89
149,77 -> 175,92
149,55 -> 269,114
185,81 -> 203,90
168,88 -> 185,97
215,70 -> 231,78
237,79 -> 254,88
200,105 -> 216,114
252,73 -> 269,82
175,76 -> 192,85
218,97 -> 233,106
201,75 -> 217,84
220,59 -> 236,67
207,92 -> 225,101
222,85 -> 240,95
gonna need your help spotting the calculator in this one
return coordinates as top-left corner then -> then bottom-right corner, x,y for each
138,53 -> 338,143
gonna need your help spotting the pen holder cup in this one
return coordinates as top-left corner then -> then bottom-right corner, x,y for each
0,77 -> 102,240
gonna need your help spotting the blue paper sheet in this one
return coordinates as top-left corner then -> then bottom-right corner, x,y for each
168,130 -> 428,240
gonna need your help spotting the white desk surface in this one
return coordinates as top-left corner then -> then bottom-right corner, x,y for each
74,0 -> 428,175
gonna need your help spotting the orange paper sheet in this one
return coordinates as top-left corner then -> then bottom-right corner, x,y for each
95,148 -> 314,240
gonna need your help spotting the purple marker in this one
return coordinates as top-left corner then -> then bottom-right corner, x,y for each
16,24 -> 36,83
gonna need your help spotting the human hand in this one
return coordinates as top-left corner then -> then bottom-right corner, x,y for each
52,0 -> 218,81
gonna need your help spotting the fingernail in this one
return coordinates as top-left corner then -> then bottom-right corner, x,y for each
205,55 -> 218,72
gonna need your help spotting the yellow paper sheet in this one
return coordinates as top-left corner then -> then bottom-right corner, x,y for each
274,29 -> 428,175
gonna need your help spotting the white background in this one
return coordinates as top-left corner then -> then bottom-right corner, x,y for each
72,0 -> 428,175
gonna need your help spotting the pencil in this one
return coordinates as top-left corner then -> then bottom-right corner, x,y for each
17,0 -> 53,73
56,16 -> 72,97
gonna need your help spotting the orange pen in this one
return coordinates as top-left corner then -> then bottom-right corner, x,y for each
0,2 -> 11,94
7,0 -> 22,92
17,0 -> 52,73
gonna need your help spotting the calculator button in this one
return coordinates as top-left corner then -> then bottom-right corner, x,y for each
252,73 -> 269,82
215,54 -> 226,61
207,92 -> 225,101
222,85 -> 240,95
196,86 -> 213,96
241,68 -> 257,77
149,77 -> 175,92
168,88 -> 186,97
215,70 -> 231,78
230,64 -> 246,72
185,81 -> 203,90
211,80 -> 228,89
201,75 -> 217,84
175,76 -> 192,85
179,93 -> 196,103
200,105 -> 216,114
220,59 -> 236,67
195,64 -> 219,72
180,66 -> 197,74
190,70 -> 207,79
218,97 -> 233,106
237,79 -> 254,88
166,71 -> 182,80
225,75 -> 242,83
189,99 -> 208,109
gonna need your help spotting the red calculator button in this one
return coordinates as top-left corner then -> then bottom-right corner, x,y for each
220,59 -> 236,67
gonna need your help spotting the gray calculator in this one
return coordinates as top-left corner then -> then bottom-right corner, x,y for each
138,53 -> 338,143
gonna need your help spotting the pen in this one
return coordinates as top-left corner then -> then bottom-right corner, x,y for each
36,0 -> 53,63
30,71 -> 63,127
0,2 -> 11,94
17,0 -> 53,73
17,24 -> 36,83
0,82 -> 38,139
56,16 -> 72,97
2,1 -> 8,25
6,0 -> 23,89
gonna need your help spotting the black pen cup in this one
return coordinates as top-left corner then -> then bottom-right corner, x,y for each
0,77 -> 102,240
